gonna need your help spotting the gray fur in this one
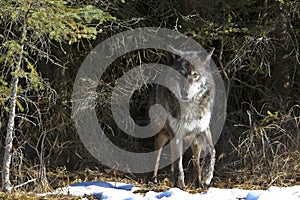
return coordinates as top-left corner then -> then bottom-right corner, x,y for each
150,49 -> 216,189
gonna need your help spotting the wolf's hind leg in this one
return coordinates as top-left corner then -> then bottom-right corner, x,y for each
152,130 -> 169,183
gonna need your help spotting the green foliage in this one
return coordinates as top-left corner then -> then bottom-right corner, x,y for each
262,111 -> 279,124
26,62 -> 45,91
27,2 -> 115,44
0,78 -> 10,112
0,0 -> 115,112
0,40 -> 21,67
0,0 -> 115,44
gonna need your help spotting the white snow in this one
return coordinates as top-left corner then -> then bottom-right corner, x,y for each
38,181 -> 300,200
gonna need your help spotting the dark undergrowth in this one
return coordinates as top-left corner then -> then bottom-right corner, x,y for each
0,0 -> 299,198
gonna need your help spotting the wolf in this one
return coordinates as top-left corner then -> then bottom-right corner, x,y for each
150,49 -> 215,189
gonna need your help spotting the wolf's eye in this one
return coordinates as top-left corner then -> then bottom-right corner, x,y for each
192,72 -> 199,79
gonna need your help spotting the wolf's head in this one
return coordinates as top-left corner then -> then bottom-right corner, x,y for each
172,49 -> 214,101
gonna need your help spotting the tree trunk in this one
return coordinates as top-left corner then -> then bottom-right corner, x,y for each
2,43 -> 25,193
1,5 -> 28,191
2,70 -> 20,193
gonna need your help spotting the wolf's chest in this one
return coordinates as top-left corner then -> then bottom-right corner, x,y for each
167,109 -> 211,134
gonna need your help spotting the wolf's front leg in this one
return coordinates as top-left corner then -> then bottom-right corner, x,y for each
171,137 -> 186,190
201,128 -> 215,186
190,137 -> 203,189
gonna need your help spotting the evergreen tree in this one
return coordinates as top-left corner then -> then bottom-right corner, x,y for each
0,0 -> 114,192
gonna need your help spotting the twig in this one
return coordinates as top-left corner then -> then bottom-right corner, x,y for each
14,178 -> 37,189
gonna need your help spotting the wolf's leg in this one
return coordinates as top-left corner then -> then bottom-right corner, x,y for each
190,136 -> 203,188
152,131 -> 169,183
171,136 -> 185,190
201,128 -> 215,186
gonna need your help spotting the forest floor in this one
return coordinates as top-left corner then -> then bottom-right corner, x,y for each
0,168 -> 299,200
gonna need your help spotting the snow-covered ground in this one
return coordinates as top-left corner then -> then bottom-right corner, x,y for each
39,181 -> 300,200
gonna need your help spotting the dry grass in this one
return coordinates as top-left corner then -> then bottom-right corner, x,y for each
214,105 -> 300,190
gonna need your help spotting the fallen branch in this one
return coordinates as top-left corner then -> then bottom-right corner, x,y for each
14,178 -> 37,190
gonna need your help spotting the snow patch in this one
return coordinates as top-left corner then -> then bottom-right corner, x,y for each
38,181 -> 300,200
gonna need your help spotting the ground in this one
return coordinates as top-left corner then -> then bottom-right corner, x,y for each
38,181 -> 300,200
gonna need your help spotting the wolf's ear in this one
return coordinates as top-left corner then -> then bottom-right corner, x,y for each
205,48 -> 215,61
200,48 -> 214,68
193,48 -> 214,64
204,48 -> 214,62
